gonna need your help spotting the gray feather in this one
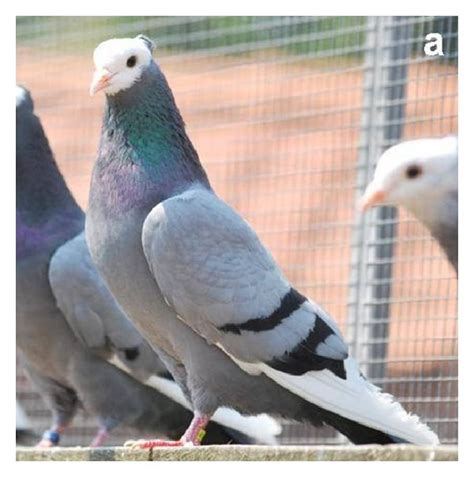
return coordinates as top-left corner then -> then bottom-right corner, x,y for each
142,187 -> 348,365
17,86 -> 252,445
85,40 -> 437,445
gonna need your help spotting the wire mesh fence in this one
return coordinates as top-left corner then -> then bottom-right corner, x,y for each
16,15 -> 458,446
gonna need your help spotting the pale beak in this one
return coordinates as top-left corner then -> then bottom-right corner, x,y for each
359,183 -> 386,213
90,68 -> 115,96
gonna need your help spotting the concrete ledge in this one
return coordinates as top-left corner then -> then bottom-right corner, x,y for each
16,445 -> 457,461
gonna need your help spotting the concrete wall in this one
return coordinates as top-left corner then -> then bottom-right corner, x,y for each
17,445 -> 457,461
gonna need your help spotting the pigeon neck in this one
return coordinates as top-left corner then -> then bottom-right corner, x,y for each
95,62 -> 210,211
407,188 -> 457,233
16,120 -> 82,226
16,144 -> 84,260
105,62 -> 208,180
16,208 -> 84,261
431,224 -> 458,273
405,190 -> 458,273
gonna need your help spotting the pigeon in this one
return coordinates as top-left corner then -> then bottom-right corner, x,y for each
86,35 -> 439,447
361,137 -> 458,274
16,85 -> 280,447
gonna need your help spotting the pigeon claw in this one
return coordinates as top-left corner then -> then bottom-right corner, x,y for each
36,438 -> 55,448
124,438 -> 186,449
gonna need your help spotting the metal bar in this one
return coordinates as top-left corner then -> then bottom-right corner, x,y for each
347,17 -> 411,381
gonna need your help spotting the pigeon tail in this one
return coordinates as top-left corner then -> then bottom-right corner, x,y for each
236,356 -> 439,445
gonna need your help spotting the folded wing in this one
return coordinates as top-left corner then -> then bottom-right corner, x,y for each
142,187 -> 348,376
141,186 -> 439,445
49,232 -> 160,378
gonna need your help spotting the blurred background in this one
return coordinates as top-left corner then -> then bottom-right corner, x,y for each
16,16 -> 458,445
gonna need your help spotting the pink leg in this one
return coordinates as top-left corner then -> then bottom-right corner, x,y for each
90,427 -> 109,447
124,413 -> 210,449
181,414 -> 209,445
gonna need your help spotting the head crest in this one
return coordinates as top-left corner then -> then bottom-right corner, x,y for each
135,35 -> 155,53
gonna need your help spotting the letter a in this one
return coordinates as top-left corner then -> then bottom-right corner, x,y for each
424,33 -> 444,56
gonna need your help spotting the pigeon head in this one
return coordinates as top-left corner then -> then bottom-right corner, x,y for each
360,136 -> 458,213
88,35 -> 211,210
90,35 -> 155,96
16,85 -> 34,112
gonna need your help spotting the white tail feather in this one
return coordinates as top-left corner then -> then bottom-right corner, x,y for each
254,357 -> 439,445
107,356 -> 281,444
144,375 -> 281,444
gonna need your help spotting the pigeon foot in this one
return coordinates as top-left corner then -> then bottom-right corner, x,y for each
36,438 -> 55,448
36,429 -> 61,448
124,438 -> 186,449
124,412 -> 210,449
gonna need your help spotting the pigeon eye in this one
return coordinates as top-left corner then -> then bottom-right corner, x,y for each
126,56 -> 137,68
406,165 -> 422,179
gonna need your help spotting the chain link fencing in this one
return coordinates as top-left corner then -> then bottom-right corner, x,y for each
16,15 -> 458,445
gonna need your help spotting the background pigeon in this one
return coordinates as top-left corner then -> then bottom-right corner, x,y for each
16,85 -> 280,447
361,137 -> 458,273
86,36 -> 439,447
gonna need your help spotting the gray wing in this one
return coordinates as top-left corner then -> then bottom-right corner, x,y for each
49,232 -> 163,379
142,187 -> 348,376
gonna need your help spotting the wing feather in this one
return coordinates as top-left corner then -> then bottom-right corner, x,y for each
49,232 -> 161,379
142,187 -> 347,369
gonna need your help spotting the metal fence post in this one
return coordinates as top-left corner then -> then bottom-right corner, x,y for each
347,16 -> 412,382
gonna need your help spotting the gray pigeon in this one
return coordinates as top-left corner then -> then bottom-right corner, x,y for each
361,137 -> 458,274
86,36 -> 439,447
16,85 -> 280,447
